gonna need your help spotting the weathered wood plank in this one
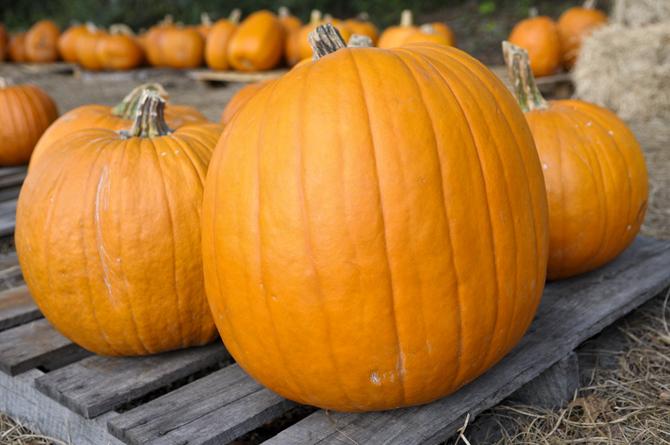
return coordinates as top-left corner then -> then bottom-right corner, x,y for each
0,285 -> 41,331
36,342 -> 229,419
0,318 -> 89,376
0,198 -> 17,236
0,252 -> 24,291
108,364 -> 296,445
0,369 -> 124,445
189,68 -> 288,83
510,352 -> 579,409
263,236 -> 670,445
0,166 -> 27,188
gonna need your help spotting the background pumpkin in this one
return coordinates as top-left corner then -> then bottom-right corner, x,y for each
220,80 -> 270,125
196,12 -> 213,39
25,19 -> 60,63
0,24 -> 7,61
204,9 -> 241,71
16,91 -> 222,356
345,13 -> 379,45
227,10 -> 284,72
378,9 -> 417,48
202,25 -> 549,412
503,41 -> 647,280
558,0 -> 607,70
0,78 -> 58,165
96,24 -> 144,71
429,22 -> 456,46
402,24 -> 453,46
8,33 -> 28,62
508,15 -> 561,77
142,16 -> 174,67
58,24 -> 89,63
160,26 -> 204,69
75,24 -> 105,70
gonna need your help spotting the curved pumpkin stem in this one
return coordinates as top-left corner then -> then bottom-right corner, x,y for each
229,9 -> 241,24
200,12 -> 212,27
309,24 -> 347,60
309,10 -> 323,25
109,24 -> 135,36
348,34 -> 373,48
400,9 -> 413,27
528,7 -> 539,18
583,0 -> 598,9
112,83 -> 169,119
278,6 -> 290,19
502,41 -> 549,112
127,90 -> 172,138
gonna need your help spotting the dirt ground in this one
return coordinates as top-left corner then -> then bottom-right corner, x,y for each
0,63 -> 668,444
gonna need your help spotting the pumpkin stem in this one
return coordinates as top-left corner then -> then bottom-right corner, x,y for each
309,24 -> 347,60
278,6 -> 290,18
419,24 -> 437,34
112,83 -> 169,119
357,12 -> 370,21
229,9 -> 241,24
348,34 -> 373,48
109,24 -> 135,35
309,10 -> 323,25
127,90 -> 172,138
502,41 -> 549,112
400,9 -> 413,27
583,0 -> 598,9
528,7 -> 539,18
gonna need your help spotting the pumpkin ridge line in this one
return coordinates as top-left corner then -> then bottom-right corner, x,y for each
348,49 -> 406,404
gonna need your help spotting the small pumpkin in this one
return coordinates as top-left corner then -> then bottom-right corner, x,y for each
0,24 -> 8,61
25,19 -> 60,63
31,83 -> 206,164
345,13 -> 379,45
508,15 -> 561,77
558,0 -> 607,70
58,24 -> 89,63
204,9 -> 241,71
378,9 -> 417,48
17,91 -> 223,356
402,24 -> 453,46
202,25 -> 549,412
503,41 -> 647,279
8,33 -> 28,63
428,22 -> 456,46
227,10 -> 284,72
220,80 -> 270,125
279,6 -> 303,66
0,77 -> 58,165
196,13 -> 213,39
96,25 -> 144,71
278,6 -> 303,34
160,26 -> 204,69
75,24 -> 105,71
143,16 -> 174,67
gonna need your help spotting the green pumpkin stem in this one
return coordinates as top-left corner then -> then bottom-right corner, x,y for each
309,24 -> 347,60
112,83 -> 168,119
127,90 -> 172,138
502,41 -> 549,113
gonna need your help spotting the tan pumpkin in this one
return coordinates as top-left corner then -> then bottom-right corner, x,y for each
96,25 -> 144,71
508,15 -> 561,77
16,91 -> 223,356
227,10 -> 284,72
202,25 -> 549,412
75,24 -> 105,70
220,80 -> 270,125
558,0 -> 607,70
25,19 -> 60,63
0,78 -> 58,165
8,33 -> 29,62
378,9 -> 417,48
503,42 -> 647,279
345,13 -> 379,45
58,24 -> 89,63
204,9 -> 241,71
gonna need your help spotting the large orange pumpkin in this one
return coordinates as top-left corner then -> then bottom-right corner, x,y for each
502,42 -> 647,279
17,91 -> 222,356
25,19 -> 60,63
378,9 -> 417,48
508,15 -> 561,77
345,13 -> 379,45
220,80 -> 270,125
0,24 -> 8,61
557,0 -> 607,70
8,33 -> 28,62
204,9 -> 241,71
58,24 -> 89,63
227,10 -> 284,72
31,83 -> 206,164
0,78 -> 58,165
75,25 -> 105,71
202,25 -> 549,412
97,25 -> 144,71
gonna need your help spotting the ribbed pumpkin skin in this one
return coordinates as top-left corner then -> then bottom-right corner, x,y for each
8,33 -> 28,62
0,84 -> 58,165
220,80 -> 269,125
508,17 -> 561,77
526,100 -> 647,279
557,7 -> 606,70
31,103 -> 206,164
202,43 -> 549,411
228,11 -> 284,72
58,25 -> 89,63
25,20 -> 60,63
205,19 -> 237,70
17,122 -> 223,356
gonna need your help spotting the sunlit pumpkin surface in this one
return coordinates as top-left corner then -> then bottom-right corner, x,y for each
203,41 -> 549,411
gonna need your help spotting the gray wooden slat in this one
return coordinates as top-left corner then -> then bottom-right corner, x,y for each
263,236 -> 670,445
0,252 -> 24,291
0,318 -> 89,376
0,166 -> 27,188
0,185 -> 22,202
36,342 -> 229,419
108,364 -> 296,445
0,198 -> 17,236
0,285 -> 41,331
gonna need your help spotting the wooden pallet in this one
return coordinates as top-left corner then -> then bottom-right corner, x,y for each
0,62 -> 76,75
1,236 -> 669,444
0,166 -> 26,237
189,69 -> 290,84
72,67 -> 198,82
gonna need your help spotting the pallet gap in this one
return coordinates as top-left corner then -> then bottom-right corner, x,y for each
234,405 -> 318,444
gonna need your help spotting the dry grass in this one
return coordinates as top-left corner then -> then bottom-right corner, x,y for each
612,0 -> 670,26
0,414 -> 65,445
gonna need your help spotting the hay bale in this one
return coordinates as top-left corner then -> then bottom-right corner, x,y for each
573,22 -> 670,121
612,0 -> 670,27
